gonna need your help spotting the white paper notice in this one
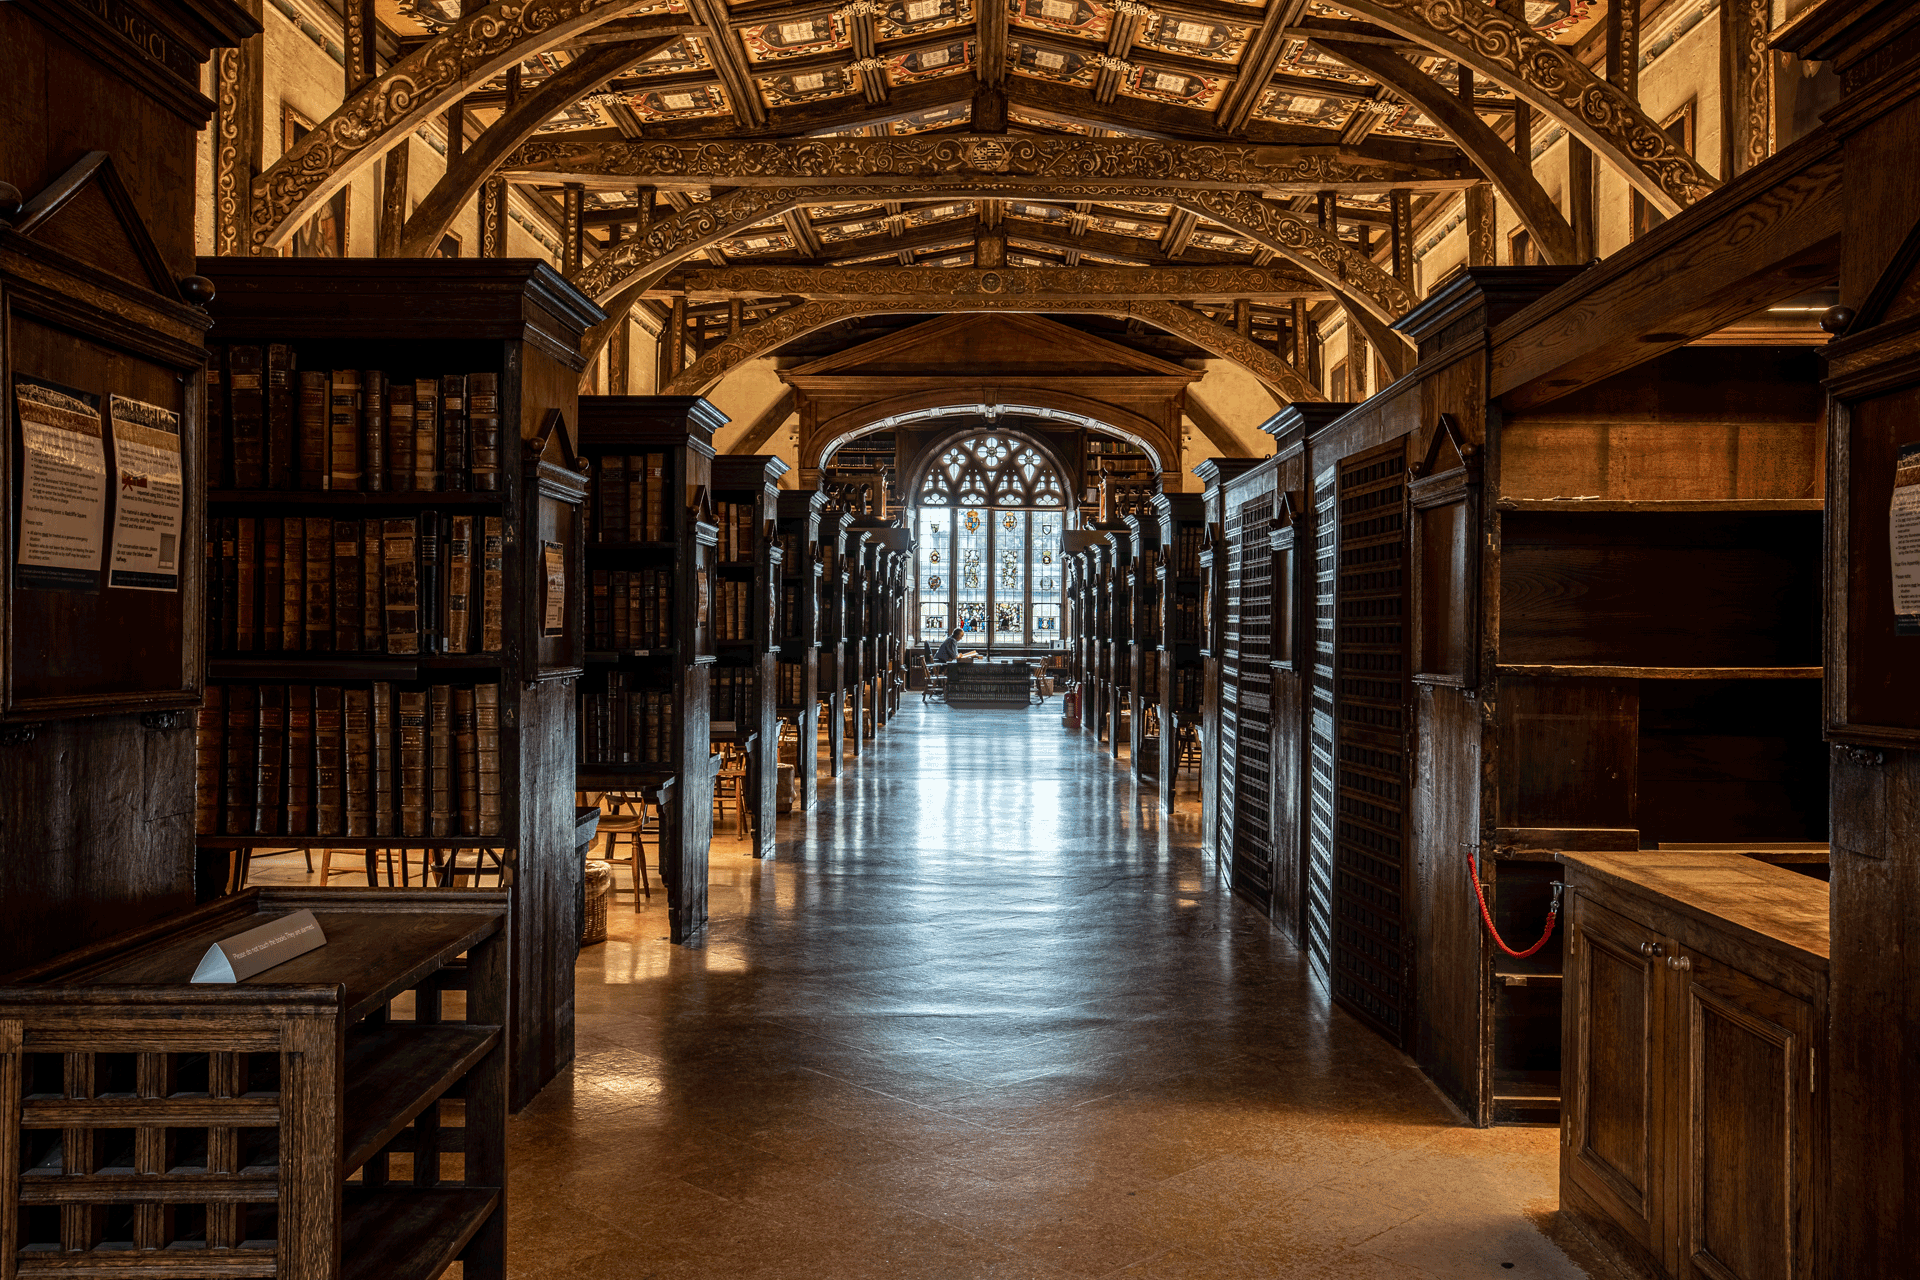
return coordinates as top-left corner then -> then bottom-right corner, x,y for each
1893,443 -> 1920,635
13,375 -> 108,591
106,395 -> 185,592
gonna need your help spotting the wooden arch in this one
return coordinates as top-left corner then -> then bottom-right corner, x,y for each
809,390 -> 1176,481
665,298 -> 1325,403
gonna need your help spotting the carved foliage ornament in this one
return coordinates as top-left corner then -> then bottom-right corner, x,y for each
1337,0 -> 1718,211
684,265 -> 1320,298
250,0 -> 652,249
214,46 -> 250,255
500,133 -> 1456,187
573,183 -> 1411,321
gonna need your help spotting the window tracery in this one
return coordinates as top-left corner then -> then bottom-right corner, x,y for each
916,434 -> 1067,507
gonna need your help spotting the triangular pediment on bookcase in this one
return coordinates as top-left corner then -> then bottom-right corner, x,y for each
11,152 -> 177,301
1413,413 -> 1479,480
529,408 -> 581,471
782,313 -> 1196,380
1848,207 -> 1920,335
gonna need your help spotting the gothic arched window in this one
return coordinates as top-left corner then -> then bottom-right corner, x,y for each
915,434 -> 1067,508
914,434 -> 1068,649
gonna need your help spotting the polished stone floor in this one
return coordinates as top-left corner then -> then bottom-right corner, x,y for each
495,703 -> 1608,1280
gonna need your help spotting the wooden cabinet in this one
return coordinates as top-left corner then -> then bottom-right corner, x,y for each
1560,851 -> 1825,1280
0,887 -> 509,1280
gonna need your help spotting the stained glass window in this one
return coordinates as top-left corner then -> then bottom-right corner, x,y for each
912,433 -> 1072,649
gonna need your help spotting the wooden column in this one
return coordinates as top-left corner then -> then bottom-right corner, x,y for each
1567,140 -> 1595,261
212,26 -> 262,256
635,185 -> 655,242
1512,100 -> 1532,163
1466,182 -> 1496,266
1346,310 -> 1369,399
727,299 -> 743,339
378,138 -> 409,257
608,318 -> 629,395
1722,0 -> 1775,176
479,176 -> 508,257
343,0 -> 374,93
1315,190 -> 1336,232
668,295 -> 687,376
1607,0 -> 1639,97
1234,299 -> 1252,338
1289,297 -> 1309,372
445,99 -> 466,170
562,183 -> 586,275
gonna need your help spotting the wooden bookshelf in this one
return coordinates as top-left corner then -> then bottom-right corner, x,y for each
1124,511 -> 1162,780
573,395 -> 722,944
833,518 -> 871,757
192,258 -> 598,1112
711,456 -> 787,856
1152,493 -> 1206,809
1192,460 -> 1261,869
816,508 -> 853,777
0,886 -> 509,1280
855,523 -> 912,733
775,490 -> 827,811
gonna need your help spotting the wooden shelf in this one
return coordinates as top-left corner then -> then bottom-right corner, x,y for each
207,655 -> 502,681
585,648 -> 677,662
341,1022 -> 499,1174
1495,664 -> 1822,679
341,1187 -> 500,1280
1496,498 -> 1823,512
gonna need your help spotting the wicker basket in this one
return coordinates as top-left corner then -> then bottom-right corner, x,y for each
581,860 -> 613,946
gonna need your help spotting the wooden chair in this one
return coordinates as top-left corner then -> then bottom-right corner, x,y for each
593,792 -> 655,907
712,749 -> 749,835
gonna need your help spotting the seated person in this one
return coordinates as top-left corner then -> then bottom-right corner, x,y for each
934,626 -> 980,664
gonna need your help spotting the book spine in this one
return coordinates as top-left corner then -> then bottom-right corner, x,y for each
305,517 -> 333,652
261,517 -> 283,652
254,684 -> 285,836
234,518 -> 256,652
265,343 -> 296,490
372,681 -> 393,838
286,684 -> 313,836
613,570 -> 630,649
439,375 -> 467,491
222,683 -> 256,836
413,378 -> 440,492
195,685 -> 223,836
445,515 -> 472,654
599,454 -> 626,543
206,348 -> 227,490
453,686 -> 478,837
362,370 -> 387,493
429,684 -> 454,836
344,687 -> 371,837
329,370 -> 362,491
228,346 -> 265,489
475,683 -> 501,838
297,370 -> 329,490
281,517 -> 304,653
419,512 -> 441,654
314,685 -> 344,837
333,519 -> 362,652
398,689 -> 428,838
384,517 -> 420,655
646,453 -> 665,541
467,373 -> 501,492
386,380 -> 415,493
480,516 -> 504,653
361,521 -> 383,653
626,455 -> 643,542
591,570 -> 610,649
219,516 -> 238,652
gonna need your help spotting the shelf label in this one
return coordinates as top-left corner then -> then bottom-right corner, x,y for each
190,909 -> 327,983
1894,442 -> 1920,635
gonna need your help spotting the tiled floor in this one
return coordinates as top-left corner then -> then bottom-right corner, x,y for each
493,703 -> 1610,1280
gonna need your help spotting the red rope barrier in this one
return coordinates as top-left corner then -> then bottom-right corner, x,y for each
1466,848 -> 1561,960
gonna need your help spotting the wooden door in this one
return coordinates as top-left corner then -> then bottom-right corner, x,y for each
1677,947 -> 1820,1280
1329,440 -> 1414,1045
1564,895 -> 1667,1263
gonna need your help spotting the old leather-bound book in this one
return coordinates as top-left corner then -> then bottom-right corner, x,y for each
313,685 -> 344,836
383,517 -> 419,655
265,342 -> 296,490
195,684 -> 223,836
468,372 -> 500,491
285,684 -> 313,836
343,687 -> 371,838
398,688 -> 428,838
228,345 -> 265,489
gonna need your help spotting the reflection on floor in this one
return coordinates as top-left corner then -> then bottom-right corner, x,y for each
256,703 -> 1608,1279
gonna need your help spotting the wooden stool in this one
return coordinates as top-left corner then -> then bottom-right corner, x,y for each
597,811 -> 652,906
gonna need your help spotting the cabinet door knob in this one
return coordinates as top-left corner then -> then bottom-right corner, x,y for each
1667,954 -> 1691,971
1640,941 -> 1665,958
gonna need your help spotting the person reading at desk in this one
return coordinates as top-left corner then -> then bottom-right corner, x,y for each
934,626 -> 980,664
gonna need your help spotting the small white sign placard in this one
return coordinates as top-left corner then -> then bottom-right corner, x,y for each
190,910 -> 327,983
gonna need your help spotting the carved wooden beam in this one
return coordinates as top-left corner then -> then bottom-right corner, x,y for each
1216,1 -> 1300,134
248,0 -> 670,251
686,0 -> 768,128
499,133 -> 1475,194
1328,0 -> 1717,214
678,264 -> 1326,301
1183,390 -> 1258,458
1722,0 -> 1774,178
213,32 -> 263,256
395,39 -> 655,258
655,297 -> 1326,402
568,182 -> 1416,325
1314,38 -> 1577,265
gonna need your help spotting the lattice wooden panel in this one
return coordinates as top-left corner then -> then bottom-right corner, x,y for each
1305,467 -> 1339,982
1331,442 -> 1413,1046
1229,488 -> 1276,914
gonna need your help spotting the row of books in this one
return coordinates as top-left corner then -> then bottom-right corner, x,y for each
1171,665 -> 1202,713
710,666 -> 759,730
590,453 -> 669,543
777,583 -> 813,643
775,661 -> 808,709
713,578 -> 760,643
589,569 -> 674,651
580,673 -> 675,765
1171,595 -> 1201,643
194,683 -> 502,839
208,515 -> 504,655
1172,528 -> 1204,578
713,502 -> 760,563
206,346 -> 502,492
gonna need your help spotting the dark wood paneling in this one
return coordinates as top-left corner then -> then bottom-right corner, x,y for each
1412,685 -> 1482,1115
1496,677 -> 1638,831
